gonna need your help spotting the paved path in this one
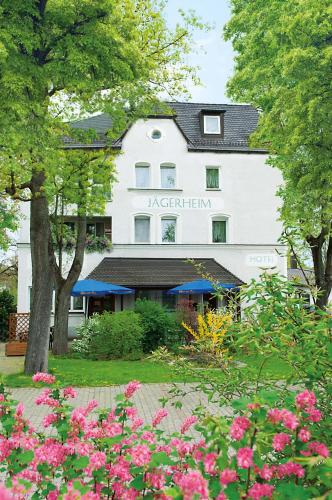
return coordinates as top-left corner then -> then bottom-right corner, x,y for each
10,384 -> 232,433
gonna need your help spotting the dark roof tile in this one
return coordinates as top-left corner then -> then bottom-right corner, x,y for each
87,257 -> 243,287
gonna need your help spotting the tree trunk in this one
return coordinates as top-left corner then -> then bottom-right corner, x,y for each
52,283 -> 71,355
24,174 -> 54,374
307,231 -> 332,309
52,214 -> 86,355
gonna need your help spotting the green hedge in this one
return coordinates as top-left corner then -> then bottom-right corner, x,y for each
0,289 -> 16,342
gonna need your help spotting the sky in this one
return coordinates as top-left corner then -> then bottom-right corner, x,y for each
164,0 -> 235,104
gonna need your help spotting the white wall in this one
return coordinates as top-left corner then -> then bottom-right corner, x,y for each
16,116 -> 286,315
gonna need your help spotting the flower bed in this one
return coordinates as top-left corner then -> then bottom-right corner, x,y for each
0,376 -> 330,498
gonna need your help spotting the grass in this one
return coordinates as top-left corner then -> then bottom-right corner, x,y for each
1,352 -> 293,388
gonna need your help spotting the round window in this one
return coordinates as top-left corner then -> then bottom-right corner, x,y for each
151,129 -> 162,140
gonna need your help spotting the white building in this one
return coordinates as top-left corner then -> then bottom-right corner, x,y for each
17,102 -> 286,334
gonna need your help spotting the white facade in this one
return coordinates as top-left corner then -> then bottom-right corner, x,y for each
17,112 -> 286,333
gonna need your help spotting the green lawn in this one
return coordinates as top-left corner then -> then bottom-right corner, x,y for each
1,353 -> 292,388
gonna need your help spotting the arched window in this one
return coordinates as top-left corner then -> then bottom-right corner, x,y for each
134,215 -> 151,243
135,162 -> 150,188
161,216 -> 177,243
211,216 -> 228,243
160,163 -> 176,189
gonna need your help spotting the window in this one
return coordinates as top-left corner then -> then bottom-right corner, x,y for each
206,168 -> 220,189
212,220 -> 227,243
71,296 -> 84,311
204,115 -> 221,135
162,217 -> 176,243
160,164 -> 176,189
87,222 -> 104,237
135,163 -> 150,188
151,129 -> 162,140
64,221 -> 75,232
135,216 -> 150,243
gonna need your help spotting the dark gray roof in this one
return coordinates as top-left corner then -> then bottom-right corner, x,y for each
87,258 -> 243,287
65,102 -> 266,153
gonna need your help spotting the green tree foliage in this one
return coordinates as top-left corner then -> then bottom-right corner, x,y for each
0,289 -> 16,342
0,0 -> 206,373
0,200 -> 18,251
224,0 -> 332,307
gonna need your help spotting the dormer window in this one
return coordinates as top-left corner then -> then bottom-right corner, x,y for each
204,115 -> 221,135
200,110 -> 224,137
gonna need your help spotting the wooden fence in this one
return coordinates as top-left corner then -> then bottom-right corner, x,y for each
8,313 -> 30,342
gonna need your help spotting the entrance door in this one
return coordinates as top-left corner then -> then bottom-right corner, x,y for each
88,296 -> 115,316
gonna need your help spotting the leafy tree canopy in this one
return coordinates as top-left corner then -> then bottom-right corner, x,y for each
224,0 -> 332,238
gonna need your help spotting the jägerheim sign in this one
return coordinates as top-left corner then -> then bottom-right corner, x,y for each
132,196 -> 224,210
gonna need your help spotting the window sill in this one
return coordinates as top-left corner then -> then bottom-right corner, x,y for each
128,188 -> 183,192
206,188 -> 221,191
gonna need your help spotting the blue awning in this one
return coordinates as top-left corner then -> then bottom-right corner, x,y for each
71,279 -> 134,297
167,279 -> 238,295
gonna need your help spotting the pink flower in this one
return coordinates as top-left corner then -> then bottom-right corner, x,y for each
203,453 -> 217,475
35,389 -> 59,407
248,483 -> 274,499
272,433 -> 291,452
85,400 -> 98,414
130,444 -> 151,466
216,494 -> 227,500
32,372 -> 56,384
63,387 -> 77,399
141,431 -> 155,444
124,381 -> 141,399
0,484 -> 13,500
131,418 -> 144,431
43,414 -> 58,428
220,468 -> 237,485
296,390 -> 316,410
280,409 -> 299,431
306,441 -> 329,458
180,415 -> 198,434
258,464 -> 274,481
175,470 -> 209,500
125,407 -> 137,419
247,403 -> 260,410
230,416 -> 250,440
15,402 -> 24,417
306,407 -> 322,422
152,408 -> 168,427
146,471 -> 166,490
298,427 -> 311,443
237,447 -> 253,469
267,408 -> 283,424
89,451 -> 107,470
277,461 -> 305,478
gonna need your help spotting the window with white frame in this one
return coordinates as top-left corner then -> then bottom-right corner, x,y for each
161,217 -> 176,243
135,215 -> 150,243
160,163 -> 176,189
212,218 -> 227,243
206,167 -> 220,189
135,163 -> 150,188
204,115 -> 221,135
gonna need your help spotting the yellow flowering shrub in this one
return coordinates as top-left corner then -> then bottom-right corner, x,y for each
182,310 -> 232,357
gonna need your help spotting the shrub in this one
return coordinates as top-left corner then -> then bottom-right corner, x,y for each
0,377 -> 330,498
134,299 -> 184,352
72,311 -> 144,360
0,289 -> 16,342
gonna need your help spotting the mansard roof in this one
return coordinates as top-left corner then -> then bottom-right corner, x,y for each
64,102 -> 267,153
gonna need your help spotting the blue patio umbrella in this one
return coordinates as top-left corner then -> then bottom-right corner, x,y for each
71,279 -> 134,296
167,279 -> 237,295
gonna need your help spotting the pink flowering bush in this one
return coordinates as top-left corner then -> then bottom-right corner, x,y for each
0,380 -> 331,499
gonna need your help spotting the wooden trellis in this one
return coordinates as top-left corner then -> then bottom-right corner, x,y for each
8,313 -> 30,342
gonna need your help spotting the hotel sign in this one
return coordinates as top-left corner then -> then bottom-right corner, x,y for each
132,196 -> 223,210
246,254 -> 278,267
